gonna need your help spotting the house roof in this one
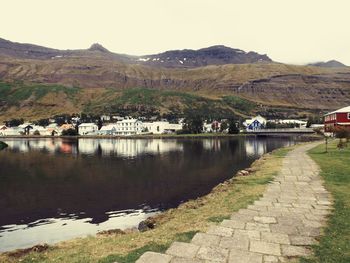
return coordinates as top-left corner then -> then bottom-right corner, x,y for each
100,125 -> 117,131
325,106 -> 350,116
79,123 -> 97,127
61,124 -> 74,129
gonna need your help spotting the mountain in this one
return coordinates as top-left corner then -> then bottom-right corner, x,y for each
308,60 -> 347,68
0,38 -> 271,67
133,45 -> 272,68
88,43 -> 110,53
0,37 -> 61,59
0,37 -> 350,121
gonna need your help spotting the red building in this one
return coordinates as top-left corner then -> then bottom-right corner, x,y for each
324,106 -> 350,132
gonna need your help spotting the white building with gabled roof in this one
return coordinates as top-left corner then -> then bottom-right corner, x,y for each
116,119 -> 143,136
78,123 -> 98,135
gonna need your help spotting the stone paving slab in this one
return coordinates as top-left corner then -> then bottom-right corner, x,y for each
196,246 -> 229,262
137,252 -> 172,263
228,249 -> 263,263
166,242 -> 200,258
136,142 -> 332,262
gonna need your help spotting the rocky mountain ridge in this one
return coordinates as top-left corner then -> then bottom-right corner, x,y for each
0,38 -> 272,67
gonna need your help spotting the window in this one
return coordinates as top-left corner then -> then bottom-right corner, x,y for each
348,113 -> 350,119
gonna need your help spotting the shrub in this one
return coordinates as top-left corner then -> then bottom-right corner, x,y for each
61,128 -> 78,136
228,119 -> 239,134
0,141 -> 8,151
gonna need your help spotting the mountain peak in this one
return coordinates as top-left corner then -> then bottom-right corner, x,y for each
88,43 -> 109,53
308,60 -> 347,68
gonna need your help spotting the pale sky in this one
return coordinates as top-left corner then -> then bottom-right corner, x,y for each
1,0 -> 350,65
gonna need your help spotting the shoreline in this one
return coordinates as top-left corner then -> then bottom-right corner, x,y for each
0,133 -> 251,139
0,133 -> 320,140
0,141 -> 305,262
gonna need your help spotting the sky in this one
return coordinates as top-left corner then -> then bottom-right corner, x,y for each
1,0 -> 350,65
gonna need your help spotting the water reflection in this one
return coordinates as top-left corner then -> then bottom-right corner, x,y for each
0,137 -> 295,251
4,138 -> 184,157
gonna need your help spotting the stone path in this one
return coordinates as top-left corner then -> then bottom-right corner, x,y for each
136,142 -> 332,263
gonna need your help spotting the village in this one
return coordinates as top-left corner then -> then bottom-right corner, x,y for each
0,112 -> 328,137
3,104 -> 350,138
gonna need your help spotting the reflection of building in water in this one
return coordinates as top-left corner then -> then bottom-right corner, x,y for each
245,139 -> 266,157
78,139 -> 100,155
202,139 -> 221,151
4,139 -> 66,153
4,139 -> 183,157
78,139 -> 183,157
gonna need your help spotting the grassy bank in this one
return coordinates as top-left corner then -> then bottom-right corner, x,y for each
300,140 -> 350,263
0,141 -> 8,150
0,146 -> 293,263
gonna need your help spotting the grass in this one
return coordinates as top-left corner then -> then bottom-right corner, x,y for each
0,81 -> 80,105
97,231 -> 198,263
300,140 -> 350,263
0,144 -> 293,263
0,80 -> 312,122
222,96 -> 257,114
0,81 -> 262,123
0,141 -> 8,150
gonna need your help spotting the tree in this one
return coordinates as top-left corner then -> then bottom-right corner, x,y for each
228,119 -> 239,134
265,121 -> 277,129
97,118 -> 103,130
61,128 -> 78,136
54,115 -> 68,126
306,115 -> 323,128
5,118 -> 24,127
183,115 -> 203,134
36,118 -> 50,127
331,126 -> 350,149
33,130 -> 40,136
220,121 -> 228,132
334,126 -> 350,141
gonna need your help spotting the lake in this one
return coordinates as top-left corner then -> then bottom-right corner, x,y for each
0,137 -> 296,252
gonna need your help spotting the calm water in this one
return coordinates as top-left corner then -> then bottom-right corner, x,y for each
0,137 -> 296,252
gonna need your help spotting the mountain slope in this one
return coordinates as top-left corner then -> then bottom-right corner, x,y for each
1,37 -> 350,121
308,60 -> 347,68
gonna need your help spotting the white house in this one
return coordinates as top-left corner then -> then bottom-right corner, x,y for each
278,119 -> 307,128
98,124 -> 118,135
143,121 -> 182,134
78,123 -> 99,135
0,127 -> 24,136
243,115 -> 267,127
116,119 -> 143,136
243,115 -> 267,131
30,125 -> 49,135
203,121 -> 222,133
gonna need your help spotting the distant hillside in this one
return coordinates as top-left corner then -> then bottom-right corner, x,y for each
0,38 -> 61,59
0,81 -> 259,121
308,60 -> 347,68
1,37 -> 350,121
